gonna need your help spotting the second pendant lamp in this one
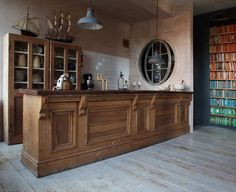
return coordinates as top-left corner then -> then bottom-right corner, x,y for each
148,0 -> 165,65
77,0 -> 103,30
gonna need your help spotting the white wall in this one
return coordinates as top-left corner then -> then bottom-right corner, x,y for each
82,51 -> 129,90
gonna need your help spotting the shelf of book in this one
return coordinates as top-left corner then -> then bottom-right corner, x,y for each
209,23 -> 236,127
210,105 -> 236,109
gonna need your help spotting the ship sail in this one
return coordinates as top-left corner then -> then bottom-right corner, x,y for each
12,7 -> 40,37
45,11 -> 79,43
46,17 -> 54,31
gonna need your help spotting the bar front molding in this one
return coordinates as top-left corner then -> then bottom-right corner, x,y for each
20,90 -> 192,177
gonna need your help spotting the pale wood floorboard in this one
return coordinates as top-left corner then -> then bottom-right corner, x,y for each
0,126 -> 236,192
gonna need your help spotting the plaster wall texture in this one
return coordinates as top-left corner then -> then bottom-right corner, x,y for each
0,0 -> 131,137
129,2 -> 194,131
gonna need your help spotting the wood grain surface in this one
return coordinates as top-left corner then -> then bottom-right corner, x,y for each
0,126 -> 236,191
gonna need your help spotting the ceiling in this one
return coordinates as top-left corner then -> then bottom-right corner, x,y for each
78,0 -> 236,23
170,0 -> 236,15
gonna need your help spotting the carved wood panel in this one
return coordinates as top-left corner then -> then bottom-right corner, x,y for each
49,105 -> 77,152
179,102 -> 189,126
137,100 -> 150,133
14,96 -> 23,139
154,99 -> 179,133
87,100 -> 131,144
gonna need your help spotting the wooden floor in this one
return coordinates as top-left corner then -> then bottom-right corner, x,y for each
0,126 -> 236,192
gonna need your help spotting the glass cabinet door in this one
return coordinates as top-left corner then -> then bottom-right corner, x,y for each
32,42 -> 48,89
14,41 -> 28,89
13,37 -> 49,90
53,47 -> 65,87
51,42 -> 81,90
68,49 -> 78,89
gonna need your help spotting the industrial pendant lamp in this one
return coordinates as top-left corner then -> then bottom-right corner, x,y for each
77,0 -> 103,30
148,0 -> 165,65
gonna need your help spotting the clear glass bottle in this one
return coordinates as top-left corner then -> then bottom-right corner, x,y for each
118,72 -> 124,90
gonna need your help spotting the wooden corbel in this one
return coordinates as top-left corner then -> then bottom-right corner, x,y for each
132,95 -> 139,111
39,97 -> 48,120
151,94 -> 157,109
79,96 -> 87,116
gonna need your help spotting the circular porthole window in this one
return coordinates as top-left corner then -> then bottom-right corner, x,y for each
140,39 -> 175,85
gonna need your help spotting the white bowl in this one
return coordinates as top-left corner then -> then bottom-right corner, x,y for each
174,84 -> 185,90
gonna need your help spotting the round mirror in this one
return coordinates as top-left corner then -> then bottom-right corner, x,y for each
140,39 -> 175,85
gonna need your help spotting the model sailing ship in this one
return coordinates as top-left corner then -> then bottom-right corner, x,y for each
45,11 -> 78,43
12,7 -> 40,37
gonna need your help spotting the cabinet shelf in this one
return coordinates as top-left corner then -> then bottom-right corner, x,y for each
54,69 -> 64,72
210,88 -> 236,90
210,51 -> 236,54
210,105 -> 236,109
210,70 -> 235,72
210,31 -> 236,36
210,79 -> 236,81
14,50 -> 28,54
68,70 -> 76,73
210,60 -> 236,63
210,96 -> 236,100
55,56 -> 64,59
210,41 -> 236,45
32,82 -> 44,84
33,53 -> 45,57
15,81 -> 27,84
68,57 -> 76,61
15,66 -> 28,69
210,114 -> 236,118
33,67 -> 44,70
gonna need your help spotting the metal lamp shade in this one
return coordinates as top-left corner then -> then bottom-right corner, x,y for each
148,50 -> 165,65
77,7 -> 103,30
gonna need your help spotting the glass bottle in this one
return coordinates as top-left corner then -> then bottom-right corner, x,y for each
118,72 -> 124,90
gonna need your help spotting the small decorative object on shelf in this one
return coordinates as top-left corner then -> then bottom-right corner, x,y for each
209,23 -> 236,127
45,11 -> 79,43
12,7 -> 39,37
174,80 -> 185,91
53,73 -> 72,90
82,73 -> 94,90
17,54 -> 27,67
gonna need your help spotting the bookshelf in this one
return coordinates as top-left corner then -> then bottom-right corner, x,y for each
209,24 -> 236,127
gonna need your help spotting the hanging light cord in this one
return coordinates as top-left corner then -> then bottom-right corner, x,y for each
156,0 -> 159,39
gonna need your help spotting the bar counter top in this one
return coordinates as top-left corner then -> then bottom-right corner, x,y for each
19,89 -> 193,96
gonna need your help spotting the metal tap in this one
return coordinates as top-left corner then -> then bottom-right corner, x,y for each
96,73 -> 108,91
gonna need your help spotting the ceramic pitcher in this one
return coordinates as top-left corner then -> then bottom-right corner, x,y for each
33,56 -> 41,68
17,54 -> 26,67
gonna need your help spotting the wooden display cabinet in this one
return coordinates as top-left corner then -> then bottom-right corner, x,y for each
3,34 -> 81,144
3,34 -> 50,144
50,42 -> 81,90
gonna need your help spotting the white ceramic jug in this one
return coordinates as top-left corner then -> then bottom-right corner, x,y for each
33,56 -> 41,68
17,54 -> 26,67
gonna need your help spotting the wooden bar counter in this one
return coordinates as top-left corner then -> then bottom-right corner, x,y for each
20,89 -> 192,177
